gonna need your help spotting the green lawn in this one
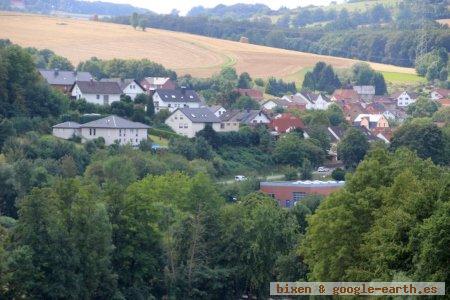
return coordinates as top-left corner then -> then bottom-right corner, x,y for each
282,68 -> 311,88
149,134 -> 169,147
381,71 -> 426,85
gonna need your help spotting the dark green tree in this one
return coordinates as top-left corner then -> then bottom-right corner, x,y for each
337,127 -> 369,169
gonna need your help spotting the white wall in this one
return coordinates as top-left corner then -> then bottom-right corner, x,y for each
397,92 -> 416,107
263,101 -> 277,110
52,128 -> 79,140
165,110 -> 223,138
249,112 -> 270,124
80,127 -> 147,146
153,93 -> 201,112
123,82 -> 145,100
71,84 -> 121,105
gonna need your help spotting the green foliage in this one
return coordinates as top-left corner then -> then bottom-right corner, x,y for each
77,57 -> 177,81
0,45 -> 68,118
237,72 -> 253,88
390,121 -> 446,165
302,148 -> 449,283
273,133 -> 325,167
351,63 -> 387,95
233,95 -> 260,110
416,48 -> 449,82
337,127 -> 369,169
331,167 -> 346,181
265,77 -> 296,97
407,97 -> 440,118
47,55 -> 74,71
302,61 -> 341,94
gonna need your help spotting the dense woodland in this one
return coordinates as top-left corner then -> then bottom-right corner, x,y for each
0,40 -> 449,298
110,1 -> 450,68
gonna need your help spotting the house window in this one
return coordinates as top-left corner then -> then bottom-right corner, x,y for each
136,139 -> 138,143
103,95 -> 109,105
168,104 -> 171,108
220,123 -> 225,129
184,124 -> 188,128
268,193 -> 275,198
89,128 -> 96,136
96,95 -> 100,99
293,192 -> 306,202
179,124 -> 183,128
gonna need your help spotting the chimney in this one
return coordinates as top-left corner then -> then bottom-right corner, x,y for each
54,68 -> 59,76
181,86 -> 187,95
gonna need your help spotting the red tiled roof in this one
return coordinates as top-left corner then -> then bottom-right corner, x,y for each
434,89 -> 450,98
270,113 -> 305,133
438,98 -> 450,107
235,88 -> 264,100
331,89 -> 360,101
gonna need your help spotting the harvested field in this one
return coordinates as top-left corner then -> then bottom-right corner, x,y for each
0,12 -> 416,80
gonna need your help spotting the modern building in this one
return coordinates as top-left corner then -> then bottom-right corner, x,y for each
39,69 -> 92,94
165,107 -> 223,138
153,88 -> 202,113
260,180 -> 345,208
52,115 -> 149,146
71,80 -> 123,105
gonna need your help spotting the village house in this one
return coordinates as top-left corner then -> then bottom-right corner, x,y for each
165,107 -> 226,138
341,102 -> 367,122
260,180 -> 345,208
282,93 -> 312,109
100,78 -> 145,100
39,69 -> 93,94
71,80 -> 123,105
331,88 -> 360,104
354,114 -> 389,130
52,115 -> 149,146
140,77 -> 176,93
353,85 -> 376,102
153,88 -> 202,113
220,109 -> 271,126
262,98 -> 293,111
393,91 -> 418,107
269,113 -> 305,134
206,105 -> 227,117
430,88 -> 450,100
312,94 -> 331,110
235,88 -> 264,102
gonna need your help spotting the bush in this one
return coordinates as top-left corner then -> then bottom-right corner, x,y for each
331,168 -> 346,181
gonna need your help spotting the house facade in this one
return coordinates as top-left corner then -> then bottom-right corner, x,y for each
71,81 -> 122,105
395,91 -> 417,107
100,78 -> 145,100
220,110 -> 271,126
430,88 -> 450,100
153,88 -> 202,113
354,114 -> 389,130
165,108 -> 224,138
39,69 -> 93,94
331,89 -> 360,104
207,105 -> 227,117
52,115 -> 149,146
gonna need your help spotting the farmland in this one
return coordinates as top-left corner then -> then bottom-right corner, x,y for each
0,12 -> 418,82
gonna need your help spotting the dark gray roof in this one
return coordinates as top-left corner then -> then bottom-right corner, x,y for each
52,121 -> 81,129
39,69 -> 92,85
155,89 -> 201,103
100,78 -> 143,91
220,110 -> 269,124
74,81 -> 123,95
80,115 -> 150,129
178,108 -> 221,123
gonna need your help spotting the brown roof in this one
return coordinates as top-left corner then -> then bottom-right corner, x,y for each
270,113 -> 305,133
235,88 -> 263,100
331,89 -> 360,101
433,88 -> 450,98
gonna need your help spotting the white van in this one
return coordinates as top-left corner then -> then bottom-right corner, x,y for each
234,175 -> 247,182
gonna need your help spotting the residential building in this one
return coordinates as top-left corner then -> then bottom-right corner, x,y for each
312,94 -> 331,110
331,88 -> 360,103
437,98 -> 450,107
207,105 -> 227,117
153,88 -> 202,113
100,78 -> 145,100
270,113 -> 305,134
140,77 -> 176,93
282,93 -> 313,109
354,114 -> 389,130
262,98 -> 293,111
71,80 -> 122,105
220,109 -> 271,126
341,102 -> 367,122
52,115 -> 149,146
39,69 -> 92,94
393,91 -> 418,107
235,88 -> 264,102
430,88 -> 450,100
353,85 -> 375,101
260,180 -> 345,208
165,107 -> 225,138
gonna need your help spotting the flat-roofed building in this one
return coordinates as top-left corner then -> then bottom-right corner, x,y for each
260,180 -> 345,208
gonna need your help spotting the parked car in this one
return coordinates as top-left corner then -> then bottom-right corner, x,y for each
234,175 -> 247,182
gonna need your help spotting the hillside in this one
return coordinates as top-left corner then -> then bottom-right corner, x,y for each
0,12 -> 417,82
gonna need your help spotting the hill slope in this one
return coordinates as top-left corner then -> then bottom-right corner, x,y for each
0,12 -> 417,81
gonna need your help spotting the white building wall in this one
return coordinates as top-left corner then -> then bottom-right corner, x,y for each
165,110 -> 224,138
123,82 -> 145,100
250,113 -> 270,124
153,93 -> 201,112
80,127 -> 147,146
52,128 -> 79,140
397,92 -> 416,107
